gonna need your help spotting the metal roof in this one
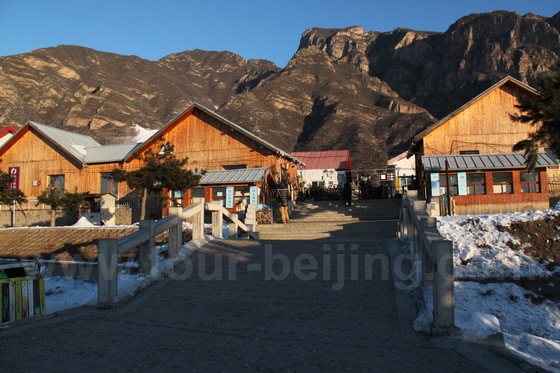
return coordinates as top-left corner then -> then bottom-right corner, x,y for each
291,150 -> 351,170
84,143 -> 142,164
28,121 -> 101,163
413,76 -> 540,143
198,167 -> 269,185
421,152 -> 558,171
128,103 -> 305,166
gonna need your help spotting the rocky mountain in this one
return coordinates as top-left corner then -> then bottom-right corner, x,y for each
0,10 -> 559,169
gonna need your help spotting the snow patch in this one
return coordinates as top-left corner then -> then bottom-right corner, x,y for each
133,124 -> 158,143
71,216 -> 96,227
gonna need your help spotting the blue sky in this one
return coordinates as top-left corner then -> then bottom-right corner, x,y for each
0,0 -> 557,67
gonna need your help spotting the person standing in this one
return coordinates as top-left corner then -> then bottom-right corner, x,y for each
343,180 -> 352,206
277,183 -> 290,223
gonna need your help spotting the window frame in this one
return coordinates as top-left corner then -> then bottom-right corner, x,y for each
520,171 -> 540,193
466,173 -> 486,195
49,174 -> 65,191
492,172 -> 513,194
439,173 -> 458,196
100,173 -> 118,196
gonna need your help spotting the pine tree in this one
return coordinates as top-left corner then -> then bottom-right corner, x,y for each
512,65 -> 560,170
110,141 -> 201,220
36,188 -> 88,227
0,170 -> 27,205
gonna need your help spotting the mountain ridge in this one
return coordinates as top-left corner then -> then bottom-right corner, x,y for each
1,10 -> 559,169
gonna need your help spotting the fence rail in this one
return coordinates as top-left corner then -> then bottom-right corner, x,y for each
398,191 -> 455,333
97,198 -> 257,306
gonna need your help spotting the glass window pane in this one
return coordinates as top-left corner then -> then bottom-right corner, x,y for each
49,175 -> 65,191
467,173 -> 485,184
467,185 -> 475,194
212,187 -> 226,198
493,185 -> 502,194
520,172 -> 539,182
492,172 -> 512,184
100,173 -> 118,195
505,184 -> 512,194
521,184 -> 529,193
191,188 -> 205,198
475,185 -> 485,194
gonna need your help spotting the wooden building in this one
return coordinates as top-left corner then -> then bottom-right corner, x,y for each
410,76 -> 559,215
0,104 -> 303,218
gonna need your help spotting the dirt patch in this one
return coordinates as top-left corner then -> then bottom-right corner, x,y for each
503,216 -> 560,265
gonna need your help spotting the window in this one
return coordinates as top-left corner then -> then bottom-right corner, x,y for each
492,172 -> 513,194
49,175 -> 65,191
100,173 -> 118,195
460,150 -> 480,155
191,188 -> 205,198
467,173 -> 486,195
169,189 -> 183,207
222,165 -> 247,170
439,174 -> 458,195
520,172 -> 540,193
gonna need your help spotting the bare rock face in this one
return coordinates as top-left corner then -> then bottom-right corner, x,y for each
0,11 -> 558,169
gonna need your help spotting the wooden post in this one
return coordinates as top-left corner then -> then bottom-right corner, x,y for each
192,197 -> 205,240
98,238 -> 118,305
138,220 -> 155,276
168,207 -> 183,257
211,201 -> 223,238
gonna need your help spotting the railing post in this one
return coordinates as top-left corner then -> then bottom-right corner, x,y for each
245,204 -> 257,232
228,213 -> 239,239
138,220 -> 156,276
432,240 -> 454,332
211,201 -> 223,238
192,197 -> 205,240
168,207 -> 183,257
98,238 -> 118,305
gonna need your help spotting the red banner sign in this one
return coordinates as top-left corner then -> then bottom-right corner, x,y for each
8,167 -> 19,190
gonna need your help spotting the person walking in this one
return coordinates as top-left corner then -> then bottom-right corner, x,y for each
343,180 -> 352,206
277,183 -> 290,223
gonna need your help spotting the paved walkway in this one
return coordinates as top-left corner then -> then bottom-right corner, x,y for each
0,218 -> 508,372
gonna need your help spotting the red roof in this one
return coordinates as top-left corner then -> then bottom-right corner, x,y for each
292,150 -> 351,171
0,126 -> 18,138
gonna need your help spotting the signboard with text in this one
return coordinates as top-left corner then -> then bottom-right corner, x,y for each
225,187 -> 234,209
249,186 -> 258,205
7,167 -> 19,190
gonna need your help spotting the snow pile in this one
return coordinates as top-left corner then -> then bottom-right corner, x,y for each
133,124 -> 158,143
72,216 -> 96,227
437,207 -> 560,279
415,282 -> 560,371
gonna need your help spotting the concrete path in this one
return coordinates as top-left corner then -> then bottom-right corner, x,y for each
0,218 -> 507,372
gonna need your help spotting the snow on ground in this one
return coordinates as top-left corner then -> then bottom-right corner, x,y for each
437,205 -> 560,279
72,216 -> 96,227
414,281 -> 560,371
412,203 -> 560,371
133,124 -> 158,143
44,235 -> 217,313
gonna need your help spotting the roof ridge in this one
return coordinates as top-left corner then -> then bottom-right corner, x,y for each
29,121 -> 99,142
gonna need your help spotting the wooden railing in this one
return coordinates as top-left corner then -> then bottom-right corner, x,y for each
397,191 -> 455,333
97,198 -> 257,305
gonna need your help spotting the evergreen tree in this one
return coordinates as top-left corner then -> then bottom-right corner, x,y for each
36,188 -> 88,227
110,141 -> 201,220
37,188 -> 66,227
0,170 -> 27,205
512,66 -> 560,170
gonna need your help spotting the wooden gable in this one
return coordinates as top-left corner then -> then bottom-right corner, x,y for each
417,78 -> 540,156
0,126 -> 83,196
126,106 -> 281,172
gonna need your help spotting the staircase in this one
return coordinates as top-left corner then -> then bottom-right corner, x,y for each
256,199 -> 401,240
